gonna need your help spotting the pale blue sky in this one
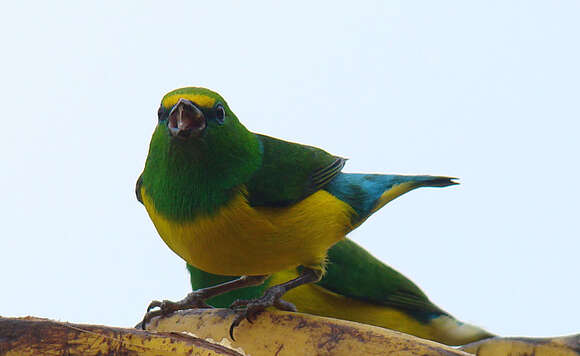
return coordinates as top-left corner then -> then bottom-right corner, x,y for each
1,1 -> 578,337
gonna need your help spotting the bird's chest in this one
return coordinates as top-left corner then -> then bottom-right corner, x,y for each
141,188 -> 354,275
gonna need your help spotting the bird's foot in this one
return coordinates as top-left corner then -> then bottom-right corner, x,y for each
228,284 -> 297,339
139,291 -> 212,329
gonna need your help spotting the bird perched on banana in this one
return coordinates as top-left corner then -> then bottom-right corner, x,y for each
137,87 -> 458,336
187,238 -> 493,346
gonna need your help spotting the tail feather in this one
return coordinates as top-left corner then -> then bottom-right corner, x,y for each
325,173 -> 458,229
371,176 -> 458,215
429,315 -> 495,346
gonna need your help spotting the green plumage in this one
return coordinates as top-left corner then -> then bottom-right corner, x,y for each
319,239 -> 443,322
140,107 -> 261,221
139,97 -> 345,220
246,134 -> 345,207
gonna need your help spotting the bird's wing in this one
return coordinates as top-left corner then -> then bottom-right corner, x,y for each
325,173 -> 457,229
245,134 -> 346,206
316,239 -> 447,322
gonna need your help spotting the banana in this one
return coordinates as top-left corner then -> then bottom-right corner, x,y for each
0,316 -> 242,356
460,334 -> 580,356
3,313 -> 578,356
145,308 -> 472,356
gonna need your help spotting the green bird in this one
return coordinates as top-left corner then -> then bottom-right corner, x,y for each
187,238 -> 494,346
137,87 -> 458,335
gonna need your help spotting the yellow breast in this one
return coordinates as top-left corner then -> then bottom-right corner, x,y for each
141,187 -> 354,276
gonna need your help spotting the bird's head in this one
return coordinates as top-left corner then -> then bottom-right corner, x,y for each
157,87 -> 238,141
148,87 -> 261,178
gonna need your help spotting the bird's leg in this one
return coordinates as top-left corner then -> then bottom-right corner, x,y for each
228,267 -> 322,339
139,274 -> 268,329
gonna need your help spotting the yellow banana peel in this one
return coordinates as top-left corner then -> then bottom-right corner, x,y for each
145,309 -> 580,356
146,308 -> 472,356
2,312 -> 579,356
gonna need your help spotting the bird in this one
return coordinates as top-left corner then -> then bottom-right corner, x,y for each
187,238 -> 494,346
136,86 -> 458,336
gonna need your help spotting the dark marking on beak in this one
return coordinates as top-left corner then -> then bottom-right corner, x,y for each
168,98 -> 206,139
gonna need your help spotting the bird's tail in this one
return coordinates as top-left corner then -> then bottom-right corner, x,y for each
368,175 -> 458,215
325,173 -> 458,230
428,314 -> 495,346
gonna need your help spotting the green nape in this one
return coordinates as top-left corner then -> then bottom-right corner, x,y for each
187,265 -> 272,307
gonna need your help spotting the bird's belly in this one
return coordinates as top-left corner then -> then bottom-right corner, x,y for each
142,189 -> 354,276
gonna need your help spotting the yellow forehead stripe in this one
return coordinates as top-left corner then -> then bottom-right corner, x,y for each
162,93 -> 216,109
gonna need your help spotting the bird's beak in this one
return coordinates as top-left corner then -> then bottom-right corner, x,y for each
167,98 -> 206,139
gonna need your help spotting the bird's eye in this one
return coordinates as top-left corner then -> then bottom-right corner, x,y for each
215,104 -> 226,124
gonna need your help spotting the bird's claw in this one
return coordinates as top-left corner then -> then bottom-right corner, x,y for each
229,305 -> 264,340
228,285 -> 296,340
139,292 -> 212,330
140,299 -> 177,329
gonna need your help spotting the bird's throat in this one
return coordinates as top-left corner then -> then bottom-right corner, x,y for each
141,127 -> 261,221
